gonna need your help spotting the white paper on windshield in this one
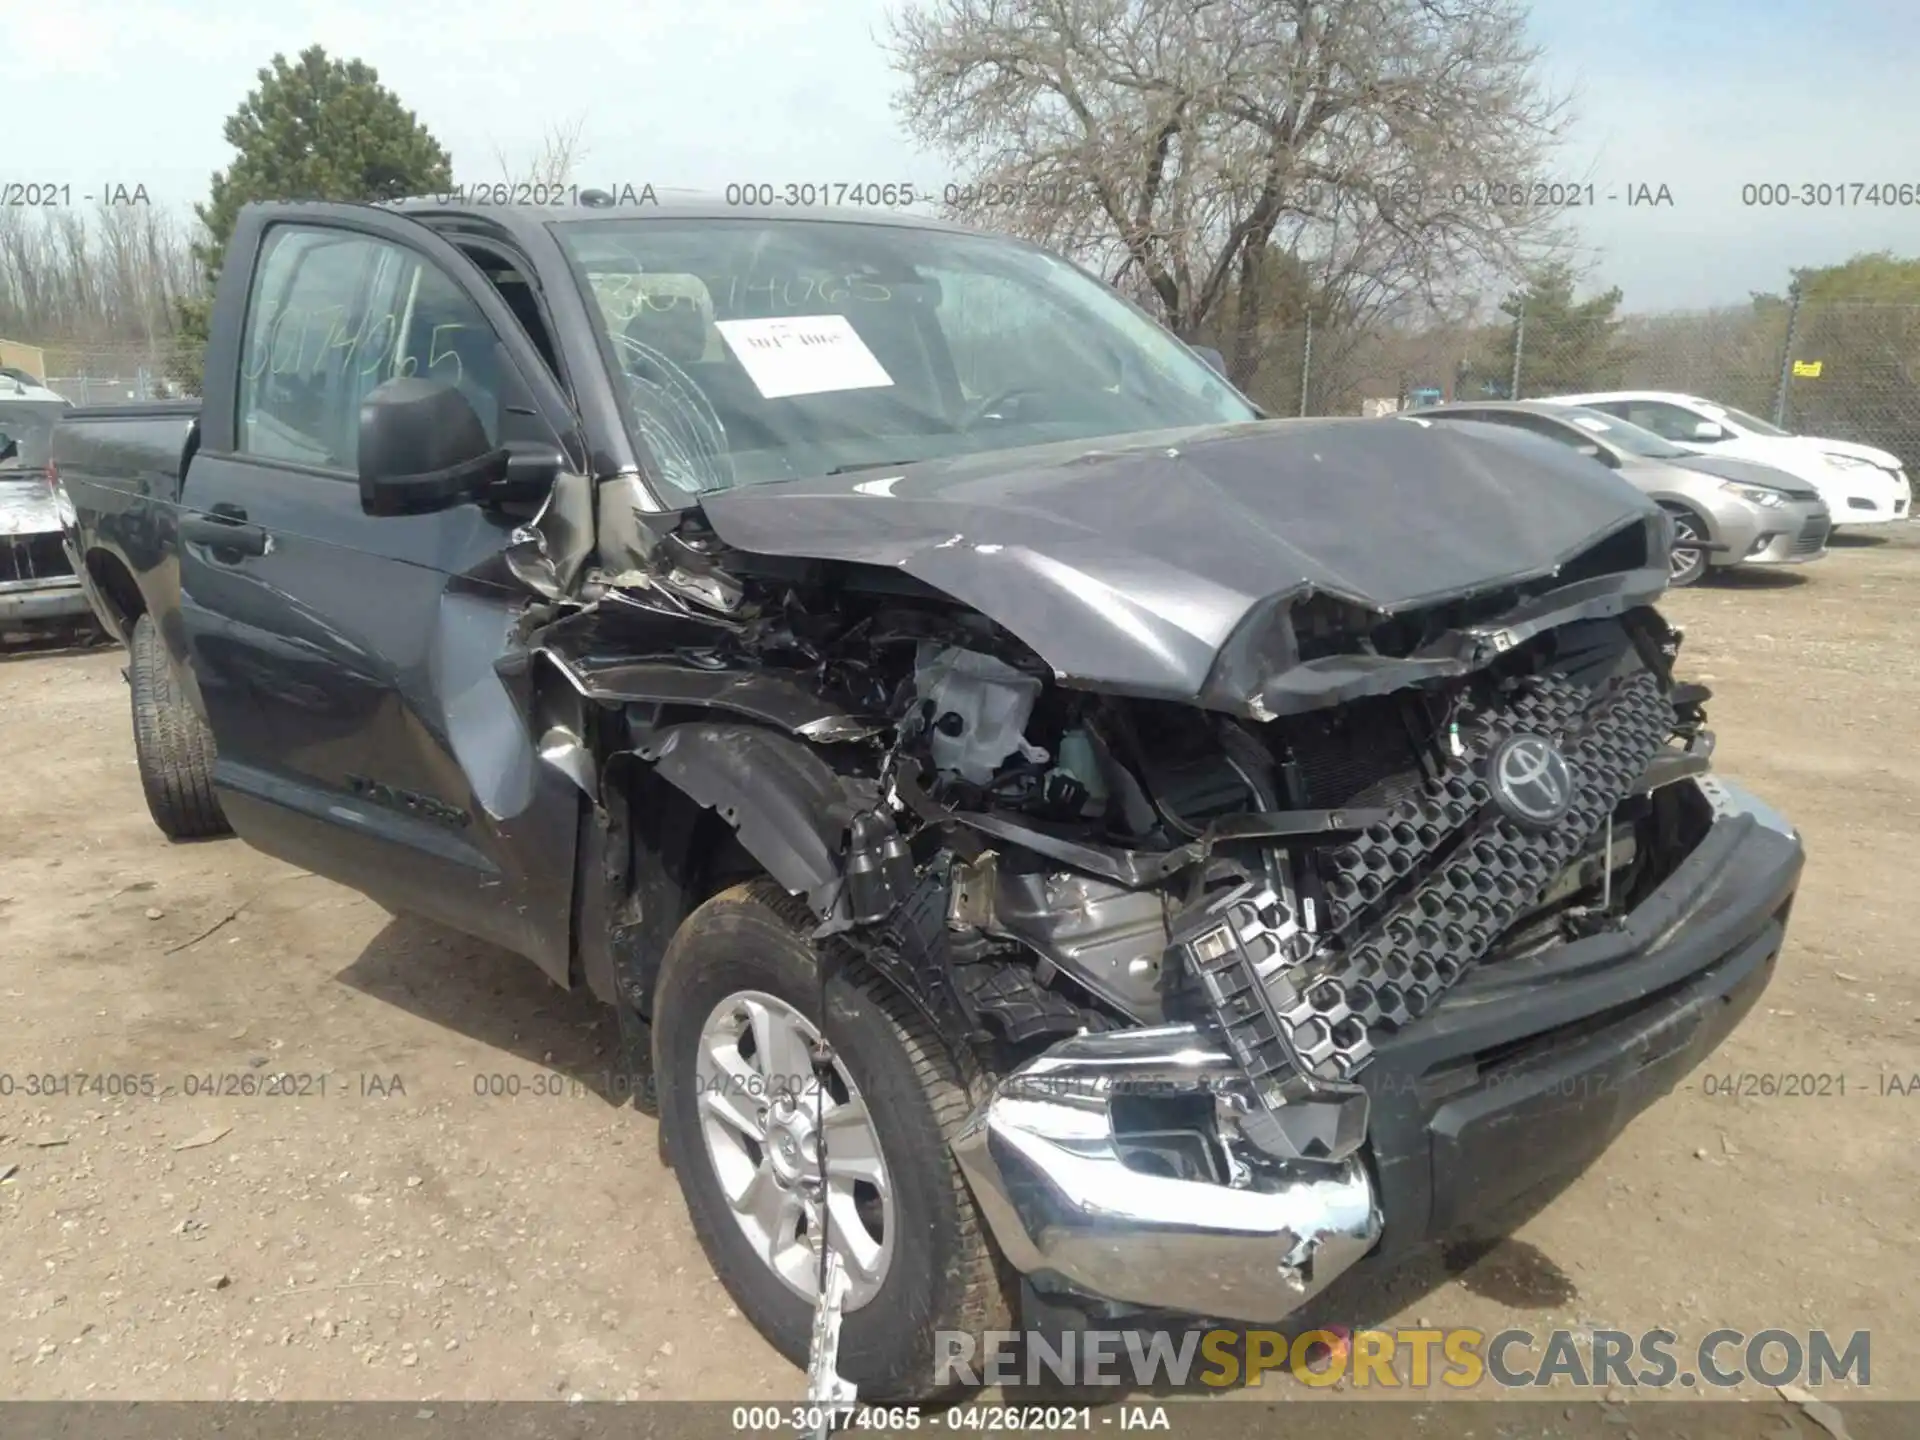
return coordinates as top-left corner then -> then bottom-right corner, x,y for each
714,314 -> 894,399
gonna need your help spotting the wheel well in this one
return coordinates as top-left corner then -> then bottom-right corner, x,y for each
1657,499 -> 1708,529
594,759 -> 766,1016
681,805 -> 763,906
85,550 -> 145,633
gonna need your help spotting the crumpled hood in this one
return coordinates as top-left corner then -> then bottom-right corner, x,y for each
0,476 -> 60,537
698,417 -> 1658,704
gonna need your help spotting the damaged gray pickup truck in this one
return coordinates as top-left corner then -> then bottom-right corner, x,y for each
58,195 -> 1803,1400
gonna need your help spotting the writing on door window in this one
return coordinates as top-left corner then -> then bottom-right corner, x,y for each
242,302 -> 472,385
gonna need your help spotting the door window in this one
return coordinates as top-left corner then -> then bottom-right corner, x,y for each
1613,400 -> 1709,441
238,227 -> 505,471
1449,409 -> 1601,458
1496,411 -> 1607,457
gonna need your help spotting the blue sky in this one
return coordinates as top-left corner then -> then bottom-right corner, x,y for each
14,0 -> 1919,310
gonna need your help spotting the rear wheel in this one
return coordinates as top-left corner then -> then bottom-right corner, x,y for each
130,613 -> 230,840
1664,507 -> 1710,587
653,880 -> 1012,1400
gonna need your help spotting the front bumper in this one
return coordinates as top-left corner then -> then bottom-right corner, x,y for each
952,775 -> 1801,1322
1726,500 -> 1829,566
951,1026 -> 1381,1322
2,523 -> 87,626
0,575 -> 90,624
1828,469 -> 1910,525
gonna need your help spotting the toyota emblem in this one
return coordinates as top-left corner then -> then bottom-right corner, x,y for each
1488,733 -> 1575,829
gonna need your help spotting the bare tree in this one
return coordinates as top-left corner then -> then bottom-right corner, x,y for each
491,115 -> 591,194
0,204 -> 202,354
888,0 -> 1578,384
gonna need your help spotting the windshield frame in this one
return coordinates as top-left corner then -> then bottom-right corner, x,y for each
546,213 -> 1262,507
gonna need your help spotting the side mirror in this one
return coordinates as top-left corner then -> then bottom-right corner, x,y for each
358,377 -> 508,516
1691,419 -> 1727,441
1190,345 -> 1228,377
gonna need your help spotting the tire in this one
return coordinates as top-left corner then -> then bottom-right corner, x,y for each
653,879 -> 1012,1400
130,613 -> 231,840
1663,506 -> 1710,587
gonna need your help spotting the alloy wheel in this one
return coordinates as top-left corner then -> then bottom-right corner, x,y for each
1668,513 -> 1708,585
693,990 -> 895,1308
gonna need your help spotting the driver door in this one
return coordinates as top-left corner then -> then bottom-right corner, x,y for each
176,204 -> 585,977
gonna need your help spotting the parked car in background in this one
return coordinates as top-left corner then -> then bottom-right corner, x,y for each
0,376 -> 94,641
1542,390 -> 1910,530
1405,401 -> 1829,586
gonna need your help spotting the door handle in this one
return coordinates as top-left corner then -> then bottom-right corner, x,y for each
182,512 -> 270,558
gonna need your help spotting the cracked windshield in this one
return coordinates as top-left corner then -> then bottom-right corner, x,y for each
556,218 -> 1254,494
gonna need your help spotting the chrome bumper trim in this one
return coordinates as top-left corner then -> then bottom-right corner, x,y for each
952,1025 -> 1380,1322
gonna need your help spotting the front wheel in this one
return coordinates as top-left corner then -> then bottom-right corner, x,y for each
653,880 -> 1012,1400
1664,507 -> 1710,587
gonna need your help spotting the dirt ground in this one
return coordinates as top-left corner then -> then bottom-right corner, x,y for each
1,529 -> 1916,1412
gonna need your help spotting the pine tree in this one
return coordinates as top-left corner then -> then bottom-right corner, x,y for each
169,47 -> 453,393
1500,262 -> 1628,398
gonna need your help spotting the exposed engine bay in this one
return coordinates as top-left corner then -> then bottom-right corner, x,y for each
533,488 -> 1717,1185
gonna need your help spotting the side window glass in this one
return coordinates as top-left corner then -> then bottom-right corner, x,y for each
239,227 -> 505,470
1513,415 -> 1585,449
388,262 -> 504,440
1623,402 -> 1692,440
238,230 -> 377,468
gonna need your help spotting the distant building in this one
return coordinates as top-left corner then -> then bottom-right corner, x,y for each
0,340 -> 48,383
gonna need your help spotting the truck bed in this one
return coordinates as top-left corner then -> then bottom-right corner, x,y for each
54,400 -> 202,500
53,401 -> 202,643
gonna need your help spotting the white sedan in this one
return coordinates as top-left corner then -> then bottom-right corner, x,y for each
1542,390 -> 1911,529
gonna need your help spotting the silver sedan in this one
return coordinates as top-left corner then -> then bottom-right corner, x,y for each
1406,400 -> 1829,586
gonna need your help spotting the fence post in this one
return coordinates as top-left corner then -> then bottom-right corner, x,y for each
1299,312 -> 1313,417
1509,300 -> 1526,400
1771,285 -> 1803,428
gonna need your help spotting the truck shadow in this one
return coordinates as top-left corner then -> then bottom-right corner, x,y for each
336,911 -> 653,1114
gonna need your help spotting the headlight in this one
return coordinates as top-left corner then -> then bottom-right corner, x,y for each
1721,481 -> 1787,509
1823,452 -> 1875,470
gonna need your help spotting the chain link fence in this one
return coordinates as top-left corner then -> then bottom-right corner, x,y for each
35,344 -> 188,405
1235,297 -> 1920,470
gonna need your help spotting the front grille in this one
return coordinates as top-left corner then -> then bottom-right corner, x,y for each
1792,516 -> 1830,555
0,533 -> 70,584
1176,670 -> 1676,1083
1847,497 -> 1877,511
